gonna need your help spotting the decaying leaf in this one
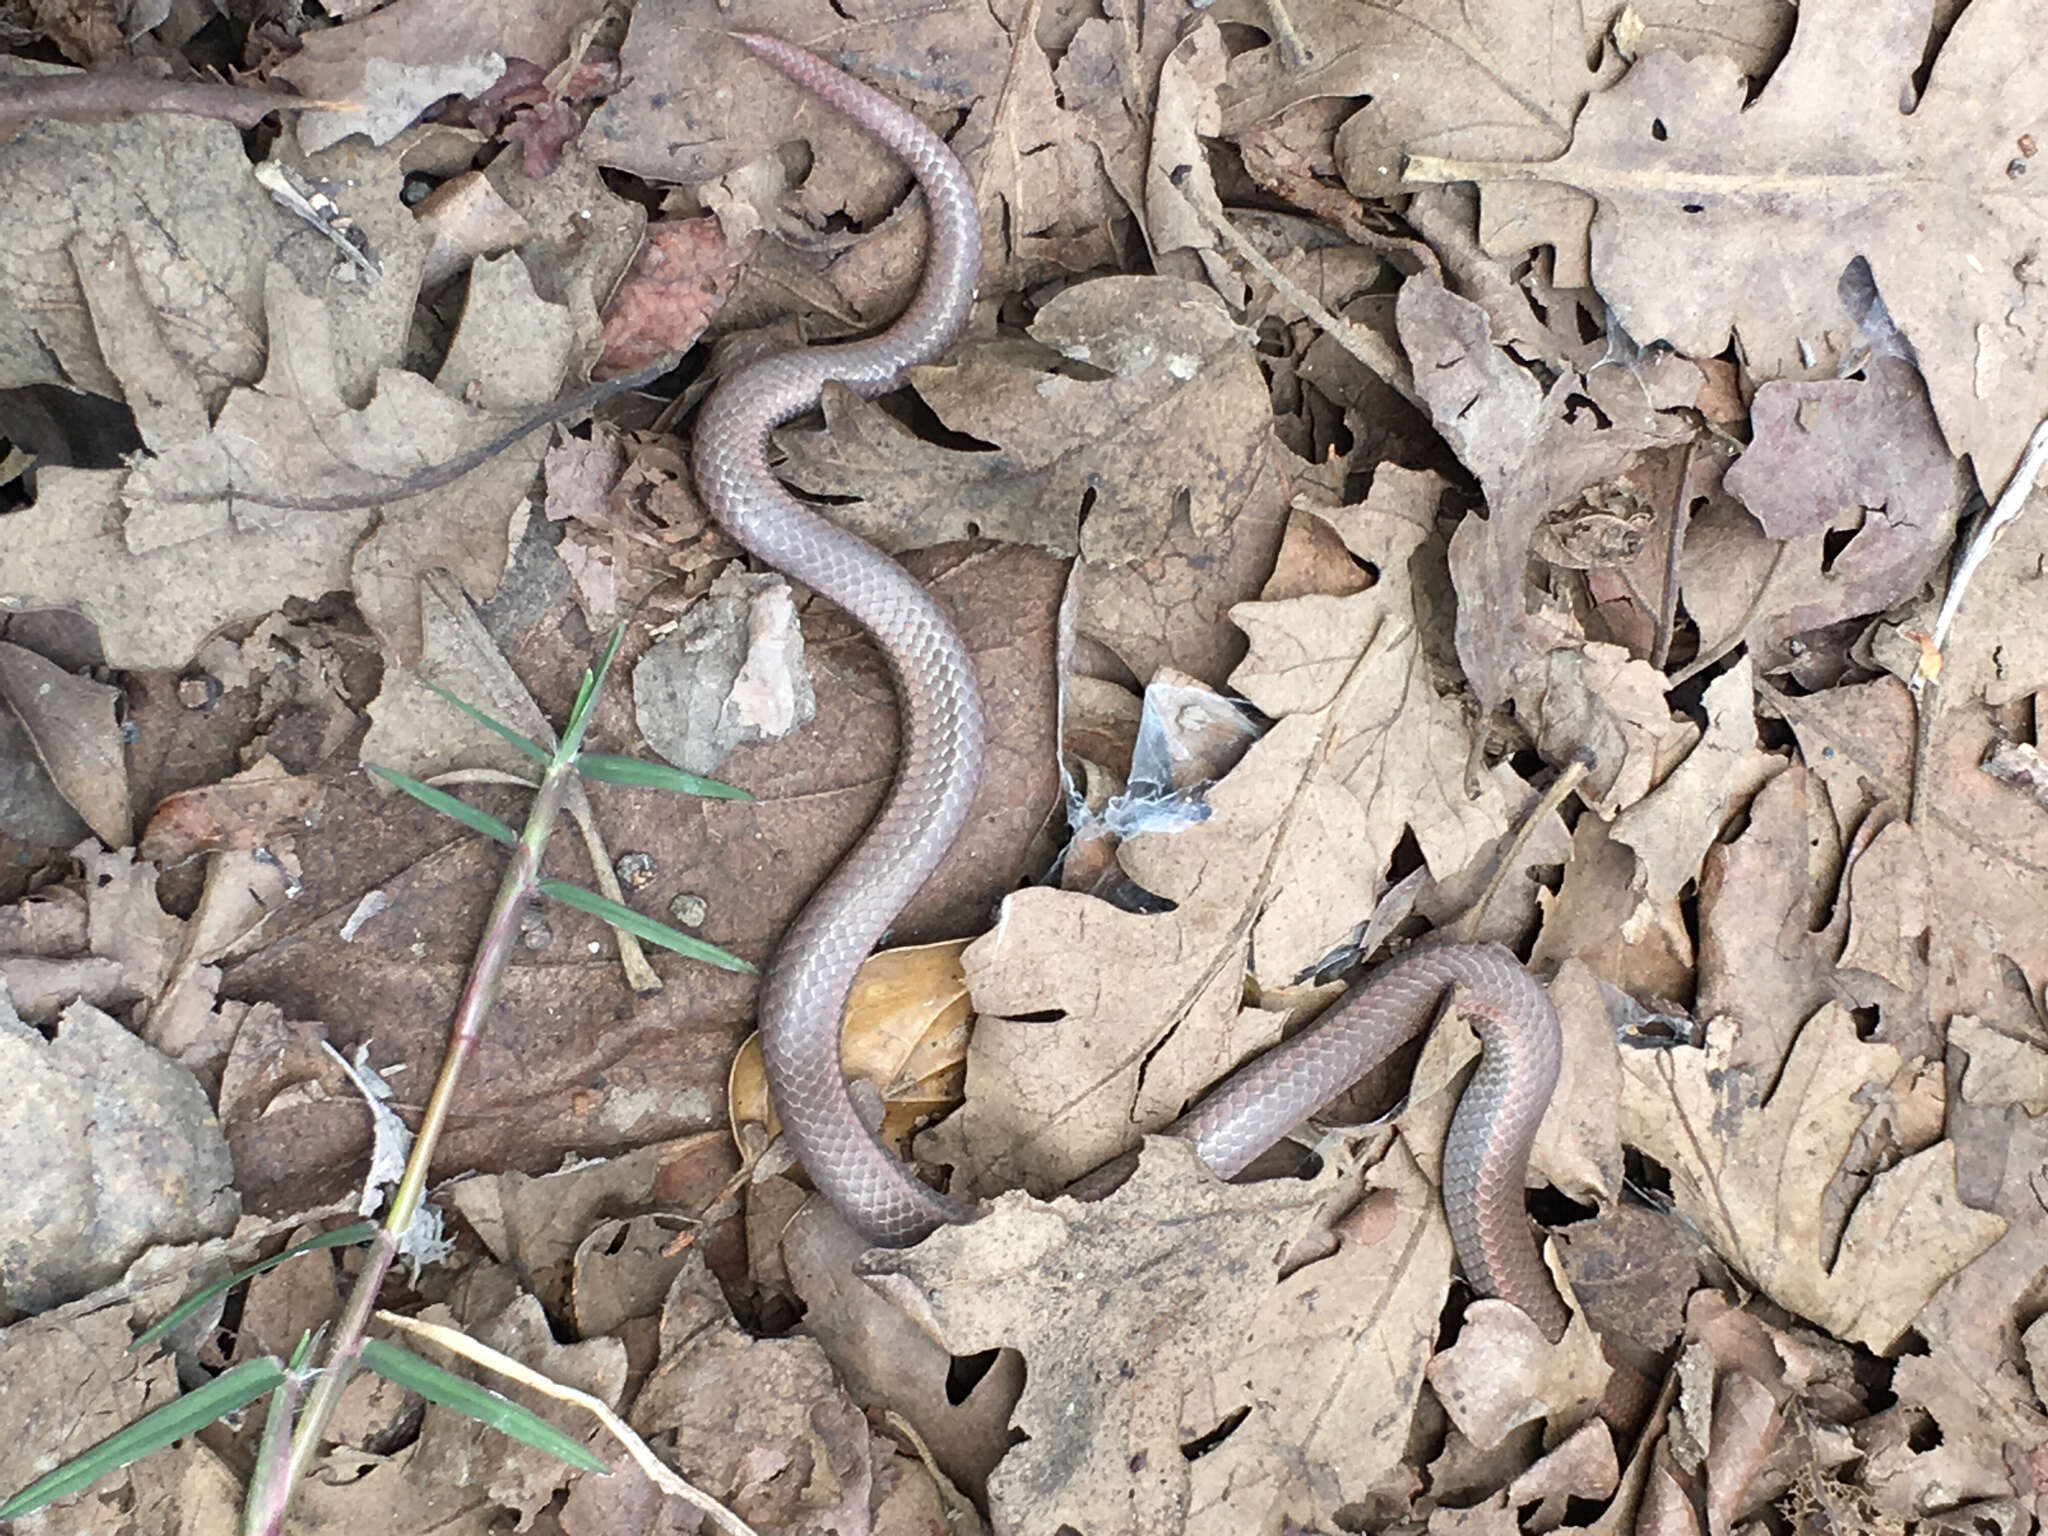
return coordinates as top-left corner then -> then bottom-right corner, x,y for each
729,939 -> 971,1167
865,1138 -> 1463,1535
1508,0 -> 2048,487
0,996 -> 239,1314
1619,1003 -> 2004,1351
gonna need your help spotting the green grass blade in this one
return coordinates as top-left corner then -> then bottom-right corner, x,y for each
0,1356 -> 286,1519
536,879 -> 754,973
420,682 -> 550,764
359,1338 -> 608,1476
130,1223 -> 376,1353
575,753 -> 751,801
561,624 -> 628,761
369,766 -> 519,846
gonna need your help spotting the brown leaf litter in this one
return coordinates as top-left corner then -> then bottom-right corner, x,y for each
2,0 -> 2048,1533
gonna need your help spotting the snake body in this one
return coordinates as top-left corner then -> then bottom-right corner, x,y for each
692,34 -> 1570,1341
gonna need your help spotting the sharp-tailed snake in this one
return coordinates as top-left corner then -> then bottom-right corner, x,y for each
691,34 -> 1571,1341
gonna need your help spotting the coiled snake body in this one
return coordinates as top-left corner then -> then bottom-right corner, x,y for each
692,34 -> 1569,1341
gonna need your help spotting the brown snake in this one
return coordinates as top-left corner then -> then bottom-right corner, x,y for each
692,34 -> 1571,1341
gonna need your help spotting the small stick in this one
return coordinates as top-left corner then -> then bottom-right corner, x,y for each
375,1311 -> 763,1536
1650,438 -> 1699,672
1907,415 -> 2048,825
149,353 -> 681,513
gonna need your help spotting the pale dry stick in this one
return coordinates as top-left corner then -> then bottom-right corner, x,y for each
1454,758 -> 1588,945
1917,416 -> 2048,679
374,1311 -> 762,1536
431,766 -> 660,993
1907,415 -> 2048,825
1169,167 -> 1422,409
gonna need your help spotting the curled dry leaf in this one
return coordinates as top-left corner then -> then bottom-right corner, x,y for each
729,938 -> 972,1169
632,565 -> 817,779
0,639 -> 127,847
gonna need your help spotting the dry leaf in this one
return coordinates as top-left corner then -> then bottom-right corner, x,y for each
1217,0 -> 1621,282
632,565 -> 816,778
0,639 -> 127,847
632,1249 -> 933,1534
137,754 -> 324,866
781,1200 -> 1020,1500
1607,657 -> 1782,906
1395,276 -> 1682,713
1700,355 -> 1971,670
274,0 -> 607,153
595,216 -> 757,379
1528,0 -> 2048,487
0,1307 -> 183,1532
1619,1003 -> 2003,1350
0,996 -> 239,1313
729,939 -> 971,1165
1,254 -> 574,669
780,276 -> 1289,687
410,1291 -> 623,1524
865,1137 -> 1458,1535
1424,1296 -> 1610,1450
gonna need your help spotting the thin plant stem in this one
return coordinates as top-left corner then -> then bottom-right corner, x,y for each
251,748 -> 584,1533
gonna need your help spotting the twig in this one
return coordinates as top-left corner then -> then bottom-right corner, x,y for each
0,72 -> 338,135
375,1311 -> 763,1536
1459,758 -> 1586,942
1906,415 -> 2048,825
1167,168 -> 1421,408
1650,438 -> 1699,672
150,353 -> 681,514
